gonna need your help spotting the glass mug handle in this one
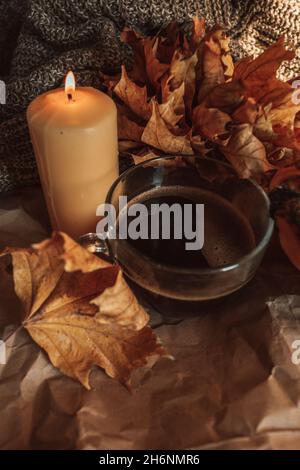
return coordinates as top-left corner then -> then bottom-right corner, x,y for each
78,233 -> 113,263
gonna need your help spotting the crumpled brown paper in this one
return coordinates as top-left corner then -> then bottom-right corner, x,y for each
0,187 -> 300,450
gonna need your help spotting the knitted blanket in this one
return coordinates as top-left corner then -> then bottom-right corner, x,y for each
0,0 -> 299,193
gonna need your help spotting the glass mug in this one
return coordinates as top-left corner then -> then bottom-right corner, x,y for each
80,156 -> 274,303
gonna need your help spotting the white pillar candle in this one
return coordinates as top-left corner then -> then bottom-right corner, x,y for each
27,72 -> 119,240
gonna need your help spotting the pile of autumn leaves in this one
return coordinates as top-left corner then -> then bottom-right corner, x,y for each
105,18 -> 300,269
105,18 -> 300,177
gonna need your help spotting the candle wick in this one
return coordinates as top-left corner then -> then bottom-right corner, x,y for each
67,92 -> 73,102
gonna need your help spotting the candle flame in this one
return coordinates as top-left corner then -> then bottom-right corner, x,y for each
65,71 -> 75,98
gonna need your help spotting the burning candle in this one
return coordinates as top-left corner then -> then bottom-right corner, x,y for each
27,72 -> 119,239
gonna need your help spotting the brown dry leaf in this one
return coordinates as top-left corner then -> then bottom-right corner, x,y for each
159,83 -> 185,128
142,100 -> 193,154
132,149 -> 160,165
190,16 -> 205,50
120,28 -> 148,84
276,216 -> 300,270
253,104 -> 275,141
220,123 -> 274,177
190,135 -> 209,156
205,80 -> 245,114
156,21 -> 180,64
261,87 -> 300,130
168,50 -> 198,116
233,36 -> 294,100
114,66 -> 151,120
1,232 -> 167,389
193,105 -> 231,139
197,28 -> 233,103
118,111 -> 144,142
144,37 -> 169,91
232,98 -> 259,125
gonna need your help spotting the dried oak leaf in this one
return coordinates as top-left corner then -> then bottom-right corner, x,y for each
142,100 -> 193,154
1,232 -> 167,389
114,66 -> 151,121
220,123 -> 274,177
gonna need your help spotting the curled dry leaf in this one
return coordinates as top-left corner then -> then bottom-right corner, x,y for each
220,123 -> 274,178
142,100 -> 193,154
1,232 -> 167,389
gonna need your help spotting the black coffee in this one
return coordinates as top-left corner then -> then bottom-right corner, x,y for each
117,186 -> 256,269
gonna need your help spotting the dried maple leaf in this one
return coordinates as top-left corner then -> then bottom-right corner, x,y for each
253,104 -> 275,142
168,50 -> 198,117
233,36 -> 294,100
193,105 -> 231,139
144,37 -> 169,91
261,88 -> 300,130
220,123 -> 274,177
159,82 -> 185,128
142,100 -> 193,154
232,98 -> 259,125
114,66 -> 151,120
197,28 -> 233,103
120,28 -> 148,84
190,16 -> 205,50
205,81 -> 245,114
118,113 -> 144,142
1,232 -> 167,389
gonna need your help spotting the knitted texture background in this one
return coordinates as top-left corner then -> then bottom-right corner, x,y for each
0,0 -> 299,192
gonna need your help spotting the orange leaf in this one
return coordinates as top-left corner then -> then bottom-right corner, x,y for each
233,36 -> 294,100
270,166 -> 300,190
276,216 -> 300,270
